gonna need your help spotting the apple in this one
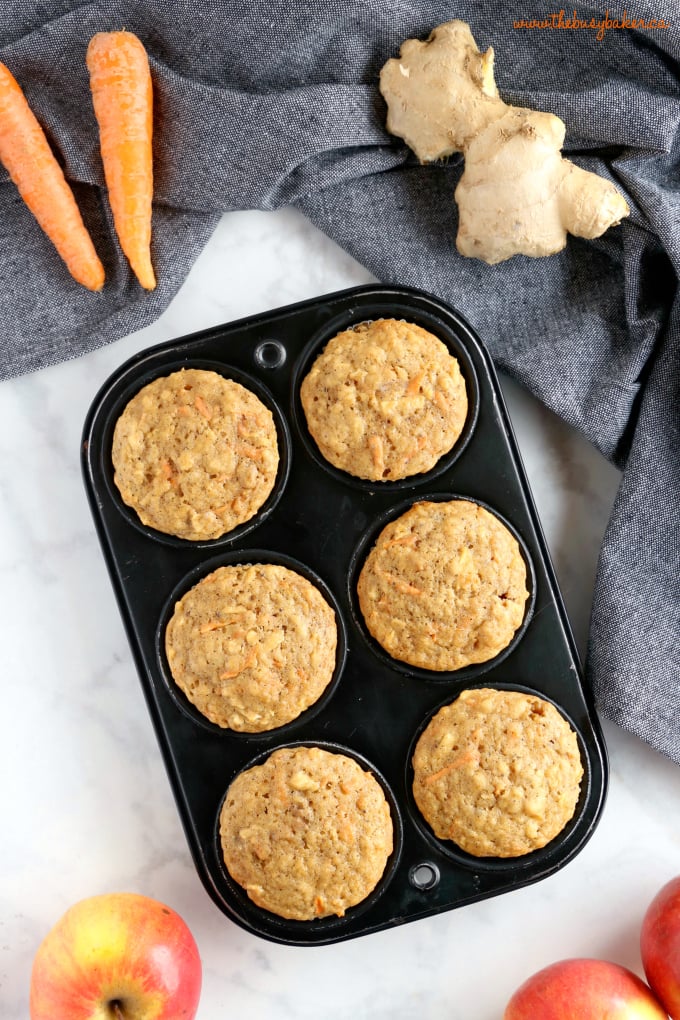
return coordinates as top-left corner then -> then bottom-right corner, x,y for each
29,892 -> 201,1020
503,958 -> 668,1019
642,875 -> 680,1019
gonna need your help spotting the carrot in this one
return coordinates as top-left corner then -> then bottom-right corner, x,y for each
0,62 -> 105,291
87,30 -> 156,290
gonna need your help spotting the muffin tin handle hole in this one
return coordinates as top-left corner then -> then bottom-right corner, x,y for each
254,340 -> 287,369
409,861 -> 440,891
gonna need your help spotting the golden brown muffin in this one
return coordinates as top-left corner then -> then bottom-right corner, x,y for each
357,499 -> 529,671
300,318 -> 467,481
219,745 -> 394,919
412,688 -> 583,857
165,563 -> 338,732
112,368 -> 279,540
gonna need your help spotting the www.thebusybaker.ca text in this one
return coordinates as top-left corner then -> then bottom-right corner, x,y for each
513,8 -> 671,40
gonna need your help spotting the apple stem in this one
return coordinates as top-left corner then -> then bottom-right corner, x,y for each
112,1004 -> 125,1020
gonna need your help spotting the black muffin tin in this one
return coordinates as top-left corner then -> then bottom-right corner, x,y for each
81,284 -> 608,946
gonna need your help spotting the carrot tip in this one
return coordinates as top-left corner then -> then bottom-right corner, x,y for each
136,267 -> 156,291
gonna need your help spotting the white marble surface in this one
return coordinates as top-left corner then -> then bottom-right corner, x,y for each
2,207 -> 679,1019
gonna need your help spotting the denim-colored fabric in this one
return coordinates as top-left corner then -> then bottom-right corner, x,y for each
1,2 -> 678,759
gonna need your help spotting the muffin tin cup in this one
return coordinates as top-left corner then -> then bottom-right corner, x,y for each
100,357 -> 292,549
347,491 -> 537,683
82,283 -> 608,946
211,740 -> 405,943
291,306 -> 481,491
404,682 -> 593,876
156,549 -> 348,737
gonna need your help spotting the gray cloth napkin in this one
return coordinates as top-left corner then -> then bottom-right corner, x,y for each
1,2 -> 678,760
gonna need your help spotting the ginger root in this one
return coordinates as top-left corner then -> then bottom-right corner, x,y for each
379,20 -> 629,264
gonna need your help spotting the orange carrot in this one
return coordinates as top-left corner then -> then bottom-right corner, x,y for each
87,30 -> 156,290
0,62 -> 105,291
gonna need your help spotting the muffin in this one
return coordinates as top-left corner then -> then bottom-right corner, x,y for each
112,367 -> 279,540
165,563 -> 338,732
219,745 -> 394,919
412,688 -> 584,857
300,318 -> 467,481
357,499 -> 529,671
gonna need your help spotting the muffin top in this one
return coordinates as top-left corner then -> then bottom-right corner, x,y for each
412,688 -> 584,857
357,499 -> 529,671
112,368 -> 279,540
165,563 -> 338,732
300,318 -> 467,481
219,745 -> 394,920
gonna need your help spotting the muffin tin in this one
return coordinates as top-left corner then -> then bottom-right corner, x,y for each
81,283 -> 608,946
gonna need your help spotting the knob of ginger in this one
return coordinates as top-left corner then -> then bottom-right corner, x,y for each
379,20 -> 629,264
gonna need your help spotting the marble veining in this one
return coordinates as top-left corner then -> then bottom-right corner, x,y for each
1,207 -> 679,1020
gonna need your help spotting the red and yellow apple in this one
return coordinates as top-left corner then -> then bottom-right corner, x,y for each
29,892 -> 201,1020
503,957 -> 668,1019
641,875 -> 680,1019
